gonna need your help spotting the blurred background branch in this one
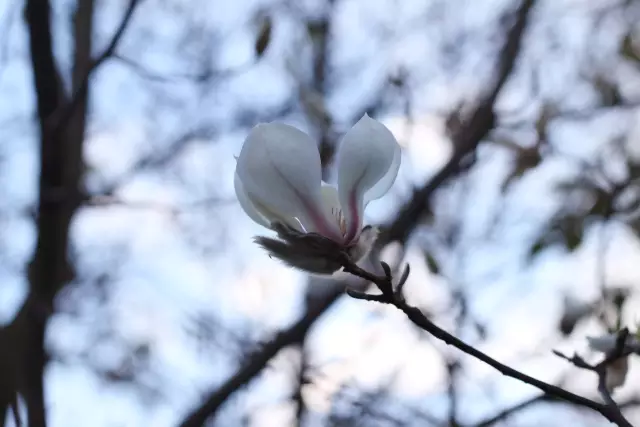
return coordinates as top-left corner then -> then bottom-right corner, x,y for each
3,0 -> 640,426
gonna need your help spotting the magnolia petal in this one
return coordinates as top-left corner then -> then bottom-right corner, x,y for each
363,141 -> 401,204
234,172 -> 271,228
336,114 -> 401,241
234,172 -> 304,230
236,123 -> 329,233
320,183 -> 341,212
319,183 -> 346,239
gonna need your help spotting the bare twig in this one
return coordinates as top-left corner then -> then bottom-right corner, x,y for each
343,260 -> 634,427
382,0 -> 536,246
292,344 -> 309,427
85,195 -> 234,212
49,0 -> 142,134
177,284 -> 348,427
553,329 -> 634,427
112,52 -> 255,83
471,393 -> 640,427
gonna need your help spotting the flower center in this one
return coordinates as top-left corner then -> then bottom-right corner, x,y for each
331,207 -> 347,237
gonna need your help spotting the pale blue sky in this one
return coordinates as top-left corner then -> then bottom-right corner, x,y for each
2,0 -> 640,426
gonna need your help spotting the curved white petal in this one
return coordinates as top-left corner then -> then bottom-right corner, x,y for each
235,123 -> 340,238
319,183 -> 345,238
234,172 -> 271,228
235,172 -> 305,230
336,114 -> 401,241
320,184 -> 341,214
363,141 -> 401,203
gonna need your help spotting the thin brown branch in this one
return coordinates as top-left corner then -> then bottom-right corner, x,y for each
292,344 -> 309,427
177,285 -> 346,427
113,53 -> 200,83
85,195 -> 235,212
553,330 -> 634,427
50,0 -> 142,134
112,52 -> 256,83
472,394 -> 640,427
472,394 -> 553,427
342,260 -> 634,427
382,0 -> 536,246
95,0 -> 140,65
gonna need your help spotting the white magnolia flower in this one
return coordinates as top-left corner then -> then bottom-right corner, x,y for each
234,114 -> 401,274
